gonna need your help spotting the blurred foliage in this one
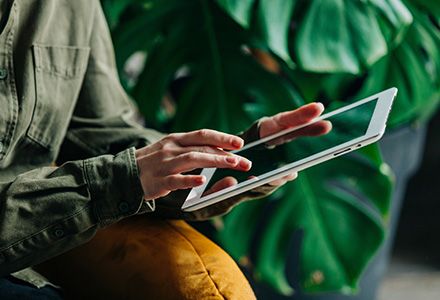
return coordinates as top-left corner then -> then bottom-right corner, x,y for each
101,0 -> 439,295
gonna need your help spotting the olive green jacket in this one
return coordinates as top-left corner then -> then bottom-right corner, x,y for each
0,0 -> 272,278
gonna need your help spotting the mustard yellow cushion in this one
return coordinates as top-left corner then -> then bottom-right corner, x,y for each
36,216 -> 255,300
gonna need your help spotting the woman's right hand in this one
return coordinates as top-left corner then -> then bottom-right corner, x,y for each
135,129 -> 252,201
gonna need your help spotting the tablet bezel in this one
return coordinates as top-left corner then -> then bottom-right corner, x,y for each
181,87 -> 397,212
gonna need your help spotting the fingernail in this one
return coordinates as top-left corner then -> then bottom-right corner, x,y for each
240,159 -> 252,170
196,176 -> 206,184
315,102 -> 325,111
226,157 -> 238,165
232,138 -> 243,148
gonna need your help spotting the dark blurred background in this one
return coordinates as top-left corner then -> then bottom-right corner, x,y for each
378,109 -> 440,300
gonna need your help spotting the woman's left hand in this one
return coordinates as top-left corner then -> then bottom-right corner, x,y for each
259,102 -> 332,186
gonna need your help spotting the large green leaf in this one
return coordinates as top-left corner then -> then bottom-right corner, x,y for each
215,0 -> 412,74
354,1 -> 440,127
111,0 -> 302,133
369,0 -> 413,47
293,0 -> 388,74
214,0 -> 296,67
256,0 -> 296,67
265,0 -> 412,108
217,145 -> 393,295
213,0 -> 256,28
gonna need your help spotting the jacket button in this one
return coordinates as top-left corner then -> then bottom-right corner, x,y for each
0,69 -> 7,80
118,201 -> 130,213
54,228 -> 65,238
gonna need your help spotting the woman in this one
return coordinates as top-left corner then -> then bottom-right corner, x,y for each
0,0 -> 329,298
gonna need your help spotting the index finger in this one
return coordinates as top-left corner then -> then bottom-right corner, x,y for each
173,129 -> 244,150
260,103 -> 325,138
273,102 -> 325,129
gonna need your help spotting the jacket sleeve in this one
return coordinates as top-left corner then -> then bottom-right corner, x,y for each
0,147 -> 150,277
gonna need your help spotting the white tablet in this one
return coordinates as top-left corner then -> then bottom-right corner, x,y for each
181,87 -> 397,212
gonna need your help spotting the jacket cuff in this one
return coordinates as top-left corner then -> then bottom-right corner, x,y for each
238,118 -> 267,144
84,147 -> 154,227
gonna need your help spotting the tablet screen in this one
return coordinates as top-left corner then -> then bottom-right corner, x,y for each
200,98 -> 378,198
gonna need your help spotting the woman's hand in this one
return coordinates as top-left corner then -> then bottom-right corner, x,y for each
145,103 -> 332,220
135,129 -> 251,200
259,102 -> 332,186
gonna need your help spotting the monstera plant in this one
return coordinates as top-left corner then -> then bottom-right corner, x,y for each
100,0 -> 440,296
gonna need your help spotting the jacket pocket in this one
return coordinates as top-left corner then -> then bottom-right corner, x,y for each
28,44 -> 90,151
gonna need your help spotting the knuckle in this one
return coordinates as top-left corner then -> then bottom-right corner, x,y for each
185,152 -> 197,161
164,176 -> 176,189
178,152 -> 195,164
197,129 -> 210,139
164,133 -> 178,142
200,146 -> 215,154
157,139 -> 169,149
161,143 -> 175,153
215,155 -> 225,164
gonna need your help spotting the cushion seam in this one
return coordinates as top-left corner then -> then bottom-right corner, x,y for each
163,220 -> 226,300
